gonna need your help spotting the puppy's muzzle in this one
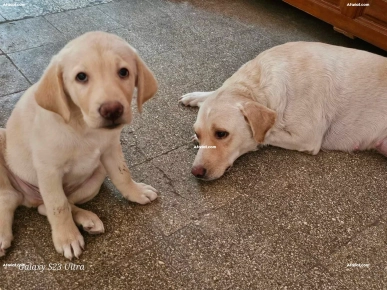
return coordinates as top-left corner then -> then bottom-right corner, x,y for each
99,101 -> 124,122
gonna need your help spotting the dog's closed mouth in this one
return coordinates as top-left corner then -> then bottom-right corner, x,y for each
104,122 -> 121,129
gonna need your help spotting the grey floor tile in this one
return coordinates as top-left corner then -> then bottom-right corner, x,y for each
50,240 -> 186,289
161,1 -> 250,40
8,40 -> 67,84
139,25 -> 271,90
110,27 -> 154,57
128,160 -> 205,236
129,82 -> 199,159
165,206 -> 315,289
98,0 -> 169,29
222,28 -> 281,65
53,0 -> 112,10
0,17 -> 65,53
140,49 -> 194,89
0,209 -> 62,289
44,6 -> 122,38
122,14 -> 202,55
281,266 -> 348,290
150,146 -> 245,210
0,0 -> 62,20
134,39 -> 239,94
322,220 -> 387,289
0,13 -> 5,22
165,224 -> 243,289
0,56 -> 29,97
230,148 -> 387,260
0,90 -> 24,127
196,197 -> 317,287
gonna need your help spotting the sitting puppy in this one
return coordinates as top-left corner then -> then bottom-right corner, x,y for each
180,42 -> 387,180
0,31 -> 158,260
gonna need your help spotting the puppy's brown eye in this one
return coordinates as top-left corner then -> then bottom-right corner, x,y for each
215,131 -> 229,139
118,68 -> 129,78
76,72 -> 88,82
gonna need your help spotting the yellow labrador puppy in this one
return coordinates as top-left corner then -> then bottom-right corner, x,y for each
0,31 -> 158,260
180,42 -> 387,180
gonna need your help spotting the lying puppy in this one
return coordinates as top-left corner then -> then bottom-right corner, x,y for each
180,42 -> 387,180
0,31 -> 158,259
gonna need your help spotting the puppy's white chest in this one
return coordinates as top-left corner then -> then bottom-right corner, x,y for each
63,147 -> 101,176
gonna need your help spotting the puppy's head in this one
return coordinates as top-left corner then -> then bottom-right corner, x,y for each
191,90 -> 276,180
35,31 -> 158,129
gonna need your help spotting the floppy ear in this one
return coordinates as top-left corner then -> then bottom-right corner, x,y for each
135,55 -> 158,113
35,58 -> 70,122
238,102 -> 276,143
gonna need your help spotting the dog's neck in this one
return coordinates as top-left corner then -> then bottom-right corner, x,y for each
220,81 -> 269,108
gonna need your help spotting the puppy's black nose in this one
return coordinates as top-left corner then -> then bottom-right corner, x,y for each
191,166 -> 207,178
99,101 -> 124,121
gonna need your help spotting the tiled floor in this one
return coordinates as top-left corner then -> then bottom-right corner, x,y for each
0,0 -> 386,289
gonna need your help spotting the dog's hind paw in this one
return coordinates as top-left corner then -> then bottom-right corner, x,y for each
73,209 -> 105,235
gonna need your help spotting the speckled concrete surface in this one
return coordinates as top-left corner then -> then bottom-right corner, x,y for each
0,0 -> 386,289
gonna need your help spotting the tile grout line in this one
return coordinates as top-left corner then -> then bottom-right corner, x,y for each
3,53 -> 33,86
324,215 -> 385,260
3,41 -> 56,55
275,211 -> 385,284
0,1 -> 116,24
130,141 -> 192,168
42,14 -> 68,35
94,1 -> 125,30
0,88 -> 26,99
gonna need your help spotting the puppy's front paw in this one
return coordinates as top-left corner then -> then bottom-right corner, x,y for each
0,231 -> 13,257
179,92 -> 205,107
52,223 -> 85,260
125,182 -> 158,205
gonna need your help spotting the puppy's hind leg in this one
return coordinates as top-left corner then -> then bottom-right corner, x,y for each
0,129 -> 23,256
38,163 -> 106,235
38,204 -> 104,235
179,91 -> 214,107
